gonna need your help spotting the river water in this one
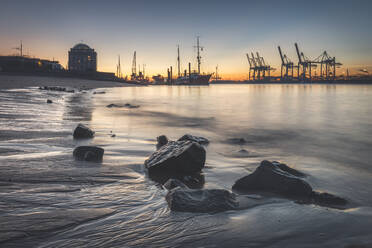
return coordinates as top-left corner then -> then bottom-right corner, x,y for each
0,83 -> 372,247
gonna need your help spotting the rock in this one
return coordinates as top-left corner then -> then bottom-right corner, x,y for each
73,146 -> 104,162
166,188 -> 238,213
163,178 -> 188,190
106,103 -> 120,108
227,138 -> 248,145
39,86 -> 67,92
178,134 -> 209,145
46,99 -> 53,104
149,171 -> 205,189
145,140 -> 206,174
93,91 -> 105,94
156,135 -> 169,150
111,134 -> 116,138
124,103 -> 140,108
73,124 -> 94,139
232,160 -> 312,198
309,191 -> 347,206
106,103 -> 140,108
272,161 -> 306,177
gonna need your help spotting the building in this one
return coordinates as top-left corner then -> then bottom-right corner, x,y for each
0,56 -> 63,73
68,43 -> 97,72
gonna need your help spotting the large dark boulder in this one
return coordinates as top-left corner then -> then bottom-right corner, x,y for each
145,140 -> 206,174
73,124 -> 94,139
272,161 -> 306,177
73,146 -> 104,162
232,160 -> 313,198
156,135 -> 169,150
178,134 -> 209,145
166,188 -> 238,213
309,191 -> 347,206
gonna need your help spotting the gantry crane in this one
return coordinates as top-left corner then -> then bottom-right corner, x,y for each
278,46 -> 295,80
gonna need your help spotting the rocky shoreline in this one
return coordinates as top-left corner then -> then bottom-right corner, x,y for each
69,122 -> 349,213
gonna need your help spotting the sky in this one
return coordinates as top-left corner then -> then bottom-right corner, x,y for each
0,0 -> 372,79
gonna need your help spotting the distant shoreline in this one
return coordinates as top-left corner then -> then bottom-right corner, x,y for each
0,74 -> 136,90
211,79 -> 372,85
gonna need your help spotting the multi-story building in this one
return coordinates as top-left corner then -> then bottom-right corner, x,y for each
68,43 -> 97,72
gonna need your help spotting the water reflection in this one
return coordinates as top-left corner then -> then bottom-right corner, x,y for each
63,92 -> 93,121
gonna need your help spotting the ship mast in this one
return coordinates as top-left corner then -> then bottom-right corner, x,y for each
215,65 -> 218,81
116,55 -> 122,78
196,37 -> 201,74
177,45 -> 181,77
13,40 -> 23,57
132,51 -> 136,76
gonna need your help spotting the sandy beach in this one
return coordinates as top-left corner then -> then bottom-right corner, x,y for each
0,74 -> 133,90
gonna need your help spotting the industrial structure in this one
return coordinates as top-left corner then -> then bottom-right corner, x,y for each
293,43 -> 342,81
68,43 -> 97,72
246,52 -> 275,80
278,46 -> 295,80
248,43 -> 342,82
130,51 -> 148,82
0,41 -> 63,73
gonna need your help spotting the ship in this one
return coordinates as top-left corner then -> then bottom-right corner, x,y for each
174,73 -> 211,85
174,37 -> 212,85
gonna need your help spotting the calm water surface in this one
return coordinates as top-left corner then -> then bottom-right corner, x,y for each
0,84 -> 372,247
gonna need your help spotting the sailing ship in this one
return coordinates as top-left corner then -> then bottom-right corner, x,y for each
174,37 -> 212,85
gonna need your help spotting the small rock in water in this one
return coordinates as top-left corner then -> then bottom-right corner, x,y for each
124,103 -> 140,108
106,103 -> 140,108
156,135 -> 169,150
46,99 -> 53,104
39,86 -> 67,92
232,160 -> 312,198
111,134 -> 116,138
106,103 -> 120,108
178,134 -> 209,145
73,124 -> 94,139
93,91 -> 105,94
73,146 -> 104,162
166,188 -> 238,213
145,140 -> 206,174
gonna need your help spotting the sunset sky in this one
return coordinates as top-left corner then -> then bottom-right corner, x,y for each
1,0 -> 371,79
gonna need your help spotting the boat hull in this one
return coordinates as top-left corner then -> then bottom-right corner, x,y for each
175,74 -> 211,85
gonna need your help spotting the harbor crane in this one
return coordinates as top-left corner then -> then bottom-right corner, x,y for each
295,43 -> 342,81
312,51 -> 342,80
278,46 -> 295,80
295,43 -> 316,81
246,52 -> 275,80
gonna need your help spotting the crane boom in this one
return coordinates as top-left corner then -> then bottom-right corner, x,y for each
295,43 -> 302,63
278,46 -> 285,64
